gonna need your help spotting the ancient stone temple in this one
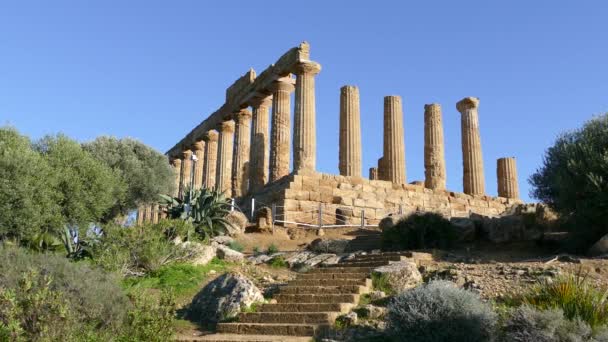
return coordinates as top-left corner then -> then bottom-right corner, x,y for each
163,42 -> 522,226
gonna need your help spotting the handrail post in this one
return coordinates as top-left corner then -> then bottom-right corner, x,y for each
271,203 -> 276,234
318,203 -> 323,229
250,198 -> 255,220
361,209 -> 365,229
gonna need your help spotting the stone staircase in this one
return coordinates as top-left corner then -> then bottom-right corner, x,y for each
344,230 -> 382,252
191,252 -> 407,342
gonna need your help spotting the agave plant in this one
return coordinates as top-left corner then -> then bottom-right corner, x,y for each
159,187 -> 233,239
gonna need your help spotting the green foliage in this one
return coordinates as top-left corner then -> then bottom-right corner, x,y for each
118,291 -> 176,342
266,243 -> 279,254
382,213 -> 457,251
500,305 -> 604,342
35,134 -> 123,227
160,188 -> 232,239
241,302 -> 261,313
269,256 -> 288,268
530,114 -> 608,251
0,127 -> 60,242
510,272 -> 608,329
228,241 -> 244,252
153,219 -> 197,242
91,222 -> 193,276
372,273 -> 393,294
252,246 -> 261,256
123,259 -> 229,297
83,136 -> 174,217
386,281 -> 497,342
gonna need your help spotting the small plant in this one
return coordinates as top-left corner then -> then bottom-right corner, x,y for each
500,305 -> 600,342
382,212 -> 457,251
372,273 -> 393,295
120,290 -> 176,342
266,243 -> 279,255
269,256 -> 288,268
228,241 -> 244,252
511,271 -> 608,329
386,281 -> 497,342
252,246 -> 261,256
241,302 -> 262,313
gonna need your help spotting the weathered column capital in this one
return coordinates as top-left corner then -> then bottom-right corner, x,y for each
268,78 -> 295,93
456,97 -> 480,113
203,129 -> 219,142
294,61 -> 321,76
182,149 -> 192,158
171,158 -> 182,167
234,109 -> 252,123
424,103 -> 442,111
192,140 -> 205,151
218,120 -> 235,133
250,96 -> 272,108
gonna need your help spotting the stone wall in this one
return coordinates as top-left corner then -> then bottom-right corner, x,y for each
239,171 -> 519,227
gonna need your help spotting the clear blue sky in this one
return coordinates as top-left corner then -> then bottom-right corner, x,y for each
2,1 -> 607,202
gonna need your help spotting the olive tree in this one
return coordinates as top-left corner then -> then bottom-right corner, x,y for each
530,113 -> 608,250
83,136 -> 174,217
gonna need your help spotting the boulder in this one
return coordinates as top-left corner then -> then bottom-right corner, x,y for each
302,253 -> 336,267
359,305 -> 387,319
373,261 -> 422,292
211,236 -> 235,246
255,206 -> 273,232
224,211 -> 249,236
320,255 -> 342,266
188,243 -> 216,266
216,245 -> 244,263
247,254 -> 271,265
188,272 -> 263,324
450,217 -> 476,242
284,251 -> 315,267
588,234 -> 608,257
308,238 -> 350,254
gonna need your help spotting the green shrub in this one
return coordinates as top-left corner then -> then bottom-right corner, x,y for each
252,246 -> 261,256
269,256 -> 288,268
153,219 -> 197,242
372,273 -> 393,294
530,114 -> 608,251
500,305 -> 604,342
512,272 -> 608,329
228,241 -> 244,252
118,290 -> 175,342
386,281 -> 497,342
0,245 -> 129,333
382,213 -> 457,251
91,222 -> 192,276
266,243 -> 279,254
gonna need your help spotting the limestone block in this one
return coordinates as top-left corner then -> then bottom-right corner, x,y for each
340,197 -> 354,206
284,189 -> 297,199
295,191 -> 310,201
289,181 -> 302,190
320,193 -> 334,203
338,182 -> 353,190
353,198 -> 366,207
449,196 -> 469,205
283,199 -> 298,211
309,191 -> 320,202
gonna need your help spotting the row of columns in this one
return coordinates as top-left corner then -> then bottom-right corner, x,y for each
135,204 -> 166,225
338,89 -> 519,199
171,61 -> 321,199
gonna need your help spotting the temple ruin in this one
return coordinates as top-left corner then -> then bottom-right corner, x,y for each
139,42 -> 522,226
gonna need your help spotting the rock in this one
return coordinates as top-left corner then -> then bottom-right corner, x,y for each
450,217 -> 476,242
188,272 -> 263,324
255,206 -> 273,232
247,254 -> 271,265
216,245 -> 244,262
224,211 -> 249,236
320,255 -> 342,266
336,312 -> 358,327
373,261 -> 422,292
556,254 -> 581,263
211,236 -> 235,246
308,238 -> 350,254
317,229 -> 325,236
189,243 -> 216,266
368,290 -> 386,301
284,251 -> 315,267
589,234 -> 608,257
303,253 -> 336,267
359,305 -> 387,319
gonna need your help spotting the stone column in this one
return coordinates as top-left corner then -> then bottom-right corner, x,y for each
383,96 -> 406,184
293,61 -> 321,172
456,97 -> 485,195
136,205 -> 145,225
339,85 -> 362,177
151,204 -> 159,224
192,140 -> 205,190
232,109 -> 252,197
203,130 -> 219,189
269,79 -> 295,182
144,204 -> 152,223
171,158 -> 182,198
249,97 -> 271,193
179,149 -> 193,199
497,157 -> 519,199
377,157 -> 386,180
216,120 -> 235,196
424,103 -> 447,190
369,167 -> 378,180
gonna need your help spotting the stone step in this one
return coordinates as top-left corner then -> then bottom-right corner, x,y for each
311,266 -> 374,273
189,333 -> 312,341
280,285 -> 366,294
326,260 -> 389,268
274,293 -> 359,304
296,272 -> 368,280
258,303 -> 353,313
288,278 -> 372,287
217,323 -> 329,336
350,255 -> 405,262
238,312 -> 338,324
